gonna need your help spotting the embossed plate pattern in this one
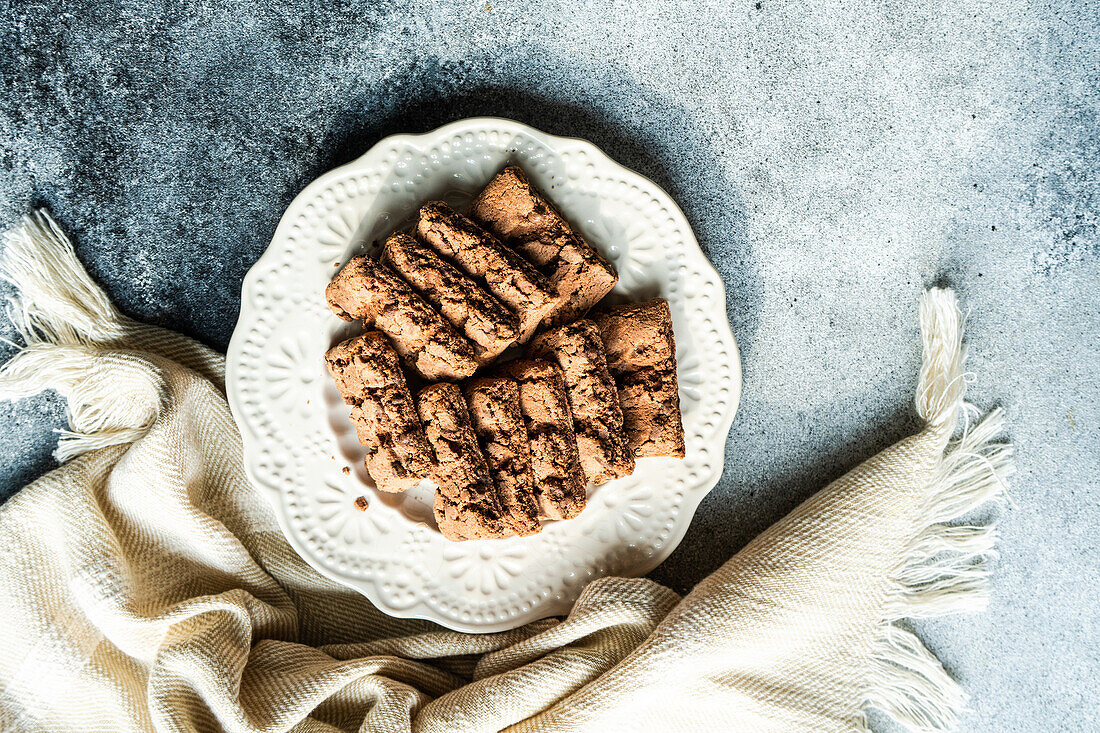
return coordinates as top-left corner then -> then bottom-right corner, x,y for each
226,118 -> 741,633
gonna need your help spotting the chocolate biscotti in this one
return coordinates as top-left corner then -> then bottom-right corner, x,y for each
325,332 -> 434,492
593,298 -> 685,458
528,320 -> 635,485
464,377 -> 542,536
382,233 -> 519,364
498,360 -> 586,520
416,383 -> 511,541
415,201 -> 556,343
470,166 -> 618,326
326,255 -> 478,381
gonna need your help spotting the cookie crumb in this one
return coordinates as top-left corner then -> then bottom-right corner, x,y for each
353,496 -> 369,511
342,466 -> 351,475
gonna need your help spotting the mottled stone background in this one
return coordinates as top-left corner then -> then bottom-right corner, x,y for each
2,1 -> 1097,730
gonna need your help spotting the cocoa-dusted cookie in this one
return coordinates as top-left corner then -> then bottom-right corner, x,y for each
615,367 -> 686,459
326,255 -> 478,381
383,233 -> 519,364
325,332 -> 434,492
497,359 -> 586,521
593,298 -> 685,458
528,320 -> 635,485
463,377 -> 542,536
470,166 -> 618,326
416,383 -> 511,541
415,201 -> 556,343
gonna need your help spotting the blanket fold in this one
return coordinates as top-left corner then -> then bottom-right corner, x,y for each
0,211 -> 1011,732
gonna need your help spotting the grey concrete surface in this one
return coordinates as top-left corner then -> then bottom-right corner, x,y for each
2,1 -> 1097,730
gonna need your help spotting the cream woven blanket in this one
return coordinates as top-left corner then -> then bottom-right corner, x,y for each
0,212 -> 1011,732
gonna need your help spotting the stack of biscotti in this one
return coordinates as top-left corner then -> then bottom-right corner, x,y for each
528,320 -> 634,485
413,363 -> 588,541
469,166 -> 618,327
325,166 -> 621,383
323,164 -> 687,540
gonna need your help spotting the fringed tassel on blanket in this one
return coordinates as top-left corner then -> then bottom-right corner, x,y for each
0,211 -> 157,461
1,211 -> 129,348
859,289 -> 1014,731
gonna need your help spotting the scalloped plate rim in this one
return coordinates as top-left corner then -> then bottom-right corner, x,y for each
226,117 -> 741,633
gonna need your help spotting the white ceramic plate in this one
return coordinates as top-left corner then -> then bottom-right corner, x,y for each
226,118 -> 741,633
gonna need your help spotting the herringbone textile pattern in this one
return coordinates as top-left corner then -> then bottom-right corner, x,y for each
0,212 -> 1010,732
